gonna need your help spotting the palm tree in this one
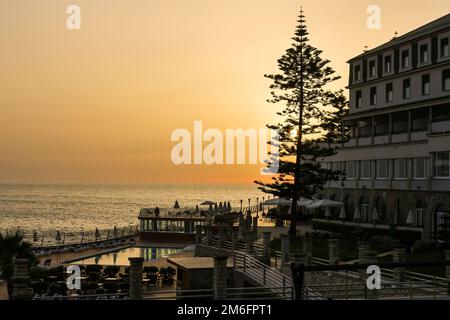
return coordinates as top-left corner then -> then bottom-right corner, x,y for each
0,232 -> 36,299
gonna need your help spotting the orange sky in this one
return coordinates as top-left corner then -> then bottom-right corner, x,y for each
0,0 -> 449,184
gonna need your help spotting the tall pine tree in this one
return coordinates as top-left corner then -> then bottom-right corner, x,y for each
255,9 -> 345,236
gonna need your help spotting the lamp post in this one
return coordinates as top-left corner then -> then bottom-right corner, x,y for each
256,198 -> 259,217
262,196 -> 265,214
240,199 -> 243,213
248,199 -> 251,213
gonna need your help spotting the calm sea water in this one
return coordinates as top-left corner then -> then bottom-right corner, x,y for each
0,184 -> 265,234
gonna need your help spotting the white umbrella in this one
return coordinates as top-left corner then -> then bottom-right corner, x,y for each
372,207 -> 379,222
353,205 -> 361,221
406,208 -> 414,225
307,199 -> 344,209
262,197 -> 292,206
339,206 -> 346,220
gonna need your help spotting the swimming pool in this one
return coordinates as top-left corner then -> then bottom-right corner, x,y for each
70,246 -> 182,266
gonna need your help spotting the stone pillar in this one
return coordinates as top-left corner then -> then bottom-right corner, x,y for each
358,241 -> 370,280
328,239 -> 340,265
252,216 -> 258,231
195,225 -> 203,244
393,247 -> 406,282
232,227 -> 239,250
129,257 -> 144,300
205,226 -> 213,246
213,256 -> 228,300
262,232 -> 271,266
292,253 -> 306,300
238,214 -> 246,239
281,235 -> 290,263
12,259 -> 32,300
218,227 -> 226,248
303,238 -> 313,266
246,212 -> 252,231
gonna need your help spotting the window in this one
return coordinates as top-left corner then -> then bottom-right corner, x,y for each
370,87 -> 377,105
434,152 -> 450,177
374,114 -> 389,136
411,108 -> 428,132
332,162 -> 341,172
394,159 -> 408,179
443,69 -> 450,91
403,79 -> 411,99
419,44 -> 429,64
376,160 -> 388,179
369,60 -> 376,77
360,160 -> 372,179
440,38 -> 449,58
413,158 -> 427,179
346,161 -> 356,179
415,208 -> 424,227
356,90 -> 362,108
384,55 -> 392,73
392,111 -> 409,134
355,65 -> 361,81
422,74 -> 430,95
358,118 -> 372,137
386,83 -> 393,102
401,50 -> 410,68
432,106 -> 450,122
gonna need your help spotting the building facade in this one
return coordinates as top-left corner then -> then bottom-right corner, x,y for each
321,14 -> 450,241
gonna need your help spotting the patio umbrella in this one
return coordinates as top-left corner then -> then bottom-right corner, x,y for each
214,203 -> 218,212
55,230 -> 62,242
372,207 -> 380,222
33,230 -> 38,242
219,202 -> 223,211
95,228 -> 100,240
406,209 -> 414,225
195,205 -> 199,213
113,226 -> 118,237
307,199 -> 344,209
339,206 -> 346,220
201,201 -> 215,206
208,204 -> 213,213
227,201 -> 232,212
353,205 -> 361,221
174,201 -> 180,209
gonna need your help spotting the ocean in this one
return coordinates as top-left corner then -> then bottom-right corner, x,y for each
0,184 -> 265,235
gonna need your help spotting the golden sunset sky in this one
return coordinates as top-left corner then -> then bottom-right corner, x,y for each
0,0 -> 449,184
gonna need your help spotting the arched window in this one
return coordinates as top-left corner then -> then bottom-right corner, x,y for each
435,205 -> 450,240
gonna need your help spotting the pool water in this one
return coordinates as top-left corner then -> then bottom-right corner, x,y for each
71,246 -> 182,266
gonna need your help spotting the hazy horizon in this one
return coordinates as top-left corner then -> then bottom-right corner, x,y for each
1,0 -> 449,184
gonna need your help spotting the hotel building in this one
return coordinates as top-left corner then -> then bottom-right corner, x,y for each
320,14 -> 450,241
